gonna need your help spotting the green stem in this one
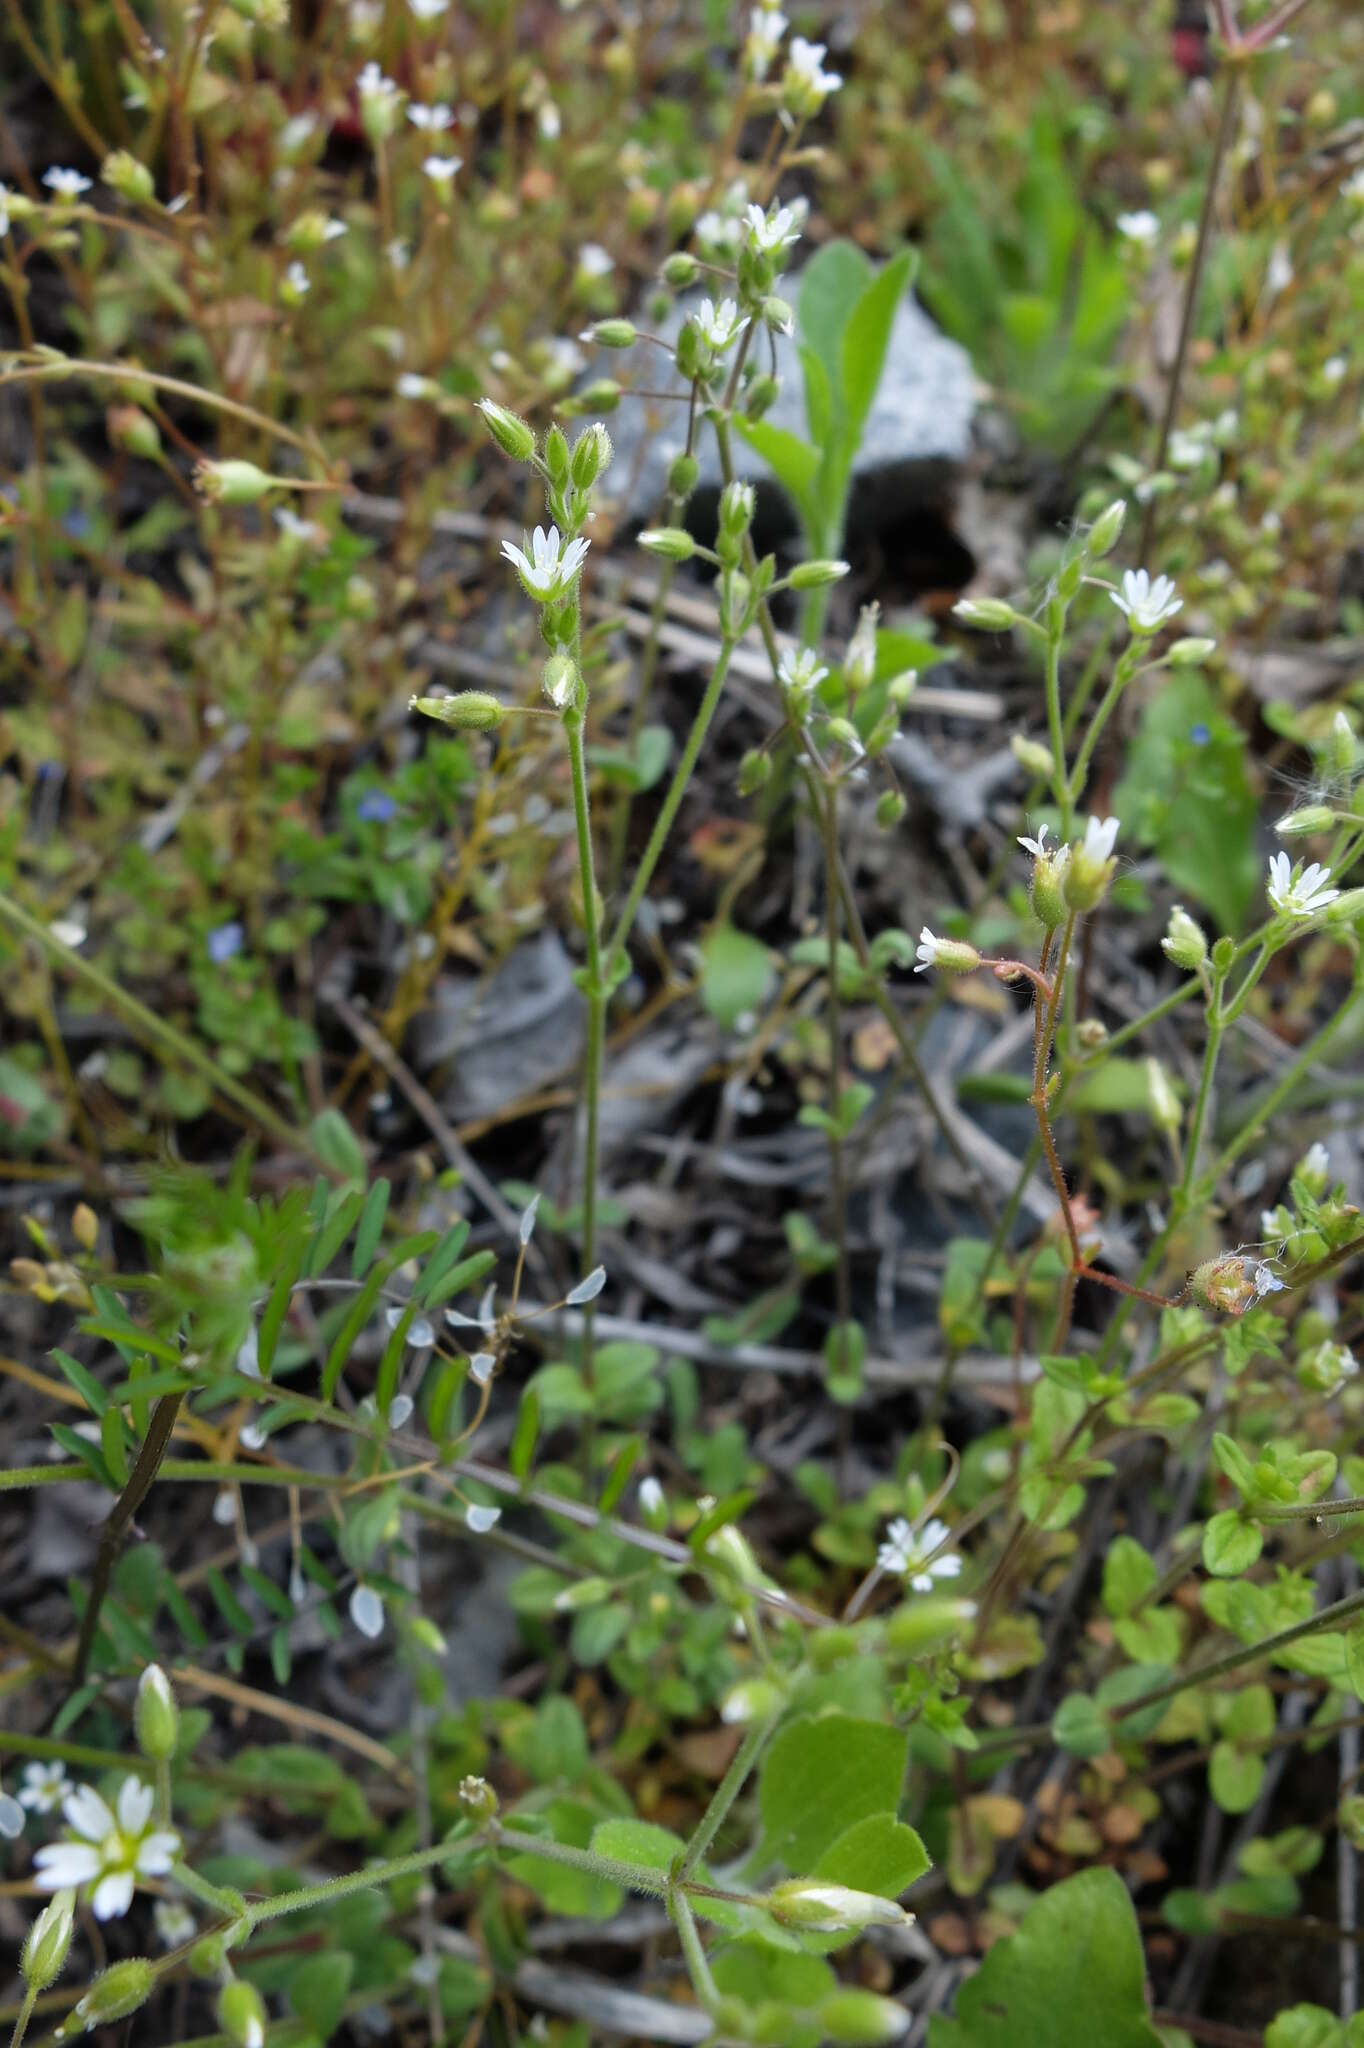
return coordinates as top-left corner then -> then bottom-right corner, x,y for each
820,778 -> 854,1378
173,1861 -> 248,1919
1068,648 -> 1138,809
564,706 -> 604,1383
677,1709 -> 780,1884
0,894 -> 307,1154
1043,625 -> 1071,836
605,637 -> 737,965
72,1390 -> 185,1685
8,1986 -> 37,2048
671,1890 -> 721,2015
606,553 -> 677,900
1112,1582 -> 1364,1725
155,1758 -> 172,1831
494,1826 -> 670,1896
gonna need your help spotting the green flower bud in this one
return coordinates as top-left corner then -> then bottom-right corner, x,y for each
551,1575 -> 614,1612
762,295 -> 794,335
667,451 -> 699,499
217,1980 -> 268,2048
720,1676 -> 784,1724
1297,1339 -> 1358,1397
187,1935 -> 229,1979
738,748 -> 773,795
818,1989 -> 912,2045
766,1880 -> 910,1934
1329,710 -> 1358,776
705,1521 -> 765,1590
917,932 -> 982,974
543,424 -> 570,486
1030,849 -> 1071,931
409,691 -> 505,730
284,209 -> 346,253
1085,498 -> 1127,559
887,669 -> 918,707
1211,935 -> 1236,973
721,480 -> 756,535
1146,1057 -> 1181,1135
745,372 -> 781,420
476,400 -> 535,463
22,1890 -> 75,1991
637,527 -> 695,561
570,422 -> 612,490
72,1959 -> 156,2031
788,557 -> 850,590
1325,888 -> 1364,926
954,597 -> 1020,631
542,653 -> 580,710
720,570 -> 752,637
583,318 -> 637,348
885,1596 -> 978,1656
875,790 -> 907,829
578,378 -> 620,413
102,150 -> 155,204
195,459 -> 275,504
107,404 -> 161,460
1062,815 -> 1119,913
344,574 -> 377,619
1054,544 -> 1086,601
135,1663 -> 179,1762
1010,734 -> 1055,779
1276,804 -> 1334,836
662,251 -> 699,288
1166,636 -> 1217,666
827,716 -> 861,749
1161,903 -> 1207,970
458,1774 -> 499,1820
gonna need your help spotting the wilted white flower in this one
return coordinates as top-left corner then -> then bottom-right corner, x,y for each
501,524 -> 590,602
1116,209 -> 1159,245
1266,852 -> 1338,918
914,930 -> 943,974
876,1515 -> 963,1592
744,200 -> 801,256
1110,568 -> 1182,632
469,1352 -> 496,1386
1252,1262 -> 1286,1301
19,1761 -> 69,1814
695,296 -> 749,350
384,1305 -> 435,1346
745,8 -> 786,78
1018,823 -> 1051,860
422,154 -> 462,185
43,167 -> 93,200
34,1777 -> 180,1921
1079,814 -> 1119,864
782,34 -> 842,113
350,1584 -> 385,1638
408,103 -> 454,131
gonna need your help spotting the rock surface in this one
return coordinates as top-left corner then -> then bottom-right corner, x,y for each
598,288 -> 976,529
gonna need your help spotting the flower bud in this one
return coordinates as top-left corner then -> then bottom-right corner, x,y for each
543,424 -> 570,485
284,209 -> 345,252
887,669 -> 918,708
107,404 -> 161,461
876,790 -> 907,829
819,1989 -> 912,2045
458,1774 -> 499,1820
135,1663 -> 179,1761
1085,498 -> 1126,559
1010,734 -> 1055,779
662,251 -> 699,288
720,1676 -> 783,1724
765,1880 -> 910,1933
720,571 -> 752,638
721,480 -> 756,536
1330,711 -> 1357,776
705,1521 -> 765,1590
1166,636 -> 1217,666
1146,1058 -> 1181,1135
218,1980 -> 268,2048
409,691 -> 504,730
738,748 -> 773,795
1161,904 -> 1207,970
102,150 -> 155,204
954,597 -> 1020,631
745,372 -> 781,421
637,527 -> 695,561
1325,888 -> 1364,927
583,319 -> 637,348
195,459 -> 274,504
1297,1339 -> 1358,1398
762,295 -> 794,335
71,1958 -> 156,2030
571,422 -> 612,490
1063,817 -> 1119,914
1030,849 -> 1071,931
577,378 -> 621,413
788,557 -> 850,589
667,451 -> 699,500
552,1575 -> 614,1612
23,1890 -> 75,1991
542,654 -> 579,710
1276,804 -> 1334,837
72,1202 -> 99,1251
885,1596 -> 977,1656
476,400 -> 535,462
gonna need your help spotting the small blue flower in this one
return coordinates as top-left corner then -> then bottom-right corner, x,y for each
1190,722 -> 1211,747
357,790 -> 398,824
207,922 -> 244,964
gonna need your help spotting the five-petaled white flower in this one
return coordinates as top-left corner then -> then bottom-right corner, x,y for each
1116,210 -> 1160,245
914,928 -> 944,974
1079,814 -> 1119,864
876,1516 -> 963,1592
1266,852 -> 1338,918
744,201 -> 801,255
1110,568 -> 1182,632
777,647 -> 828,713
34,1775 -> 180,1920
43,167 -> 92,200
783,35 -> 842,110
1018,823 -> 1051,860
408,103 -> 454,131
695,296 -> 749,351
422,155 -> 462,185
501,525 -> 590,604
19,1760 -> 69,1814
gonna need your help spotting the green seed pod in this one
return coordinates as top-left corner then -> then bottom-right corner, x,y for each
1161,904 -> 1207,970
661,252 -> 699,288
107,404 -> 162,461
570,422 -> 612,490
543,424 -> 570,486
766,1881 -> 909,1933
585,319 -> 637,348
195,459 -> 275,504
637,527 -> 695,562
1085,498 -> 1126,559
667,451 -> 700,500
875,790 -> 908,829
954,597 -> 1019,631
1166,636 -> 1217,666
578,378 -> 621,413
73,1959 -> 156,2030
738,748 -> 772,796
744,372 -> 781,420
1275,804 -> 1334,836
409,692 -> 505,731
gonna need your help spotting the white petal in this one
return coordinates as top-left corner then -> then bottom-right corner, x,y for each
389,1394 -> 414,1429
117,1775 -> 154,1835
136,1830 -> 181,1876
466,1503 -> 501,1534
35,1842 -> 103,1886
350,1585 -> 385,1639
518,1193 -> 541,1244
92,1869 -> 136,1920
469,1352 -> 495,1385
1,1792 -> 26,1833
566,1265 -> 606,1307
64,1783 -> 115,1842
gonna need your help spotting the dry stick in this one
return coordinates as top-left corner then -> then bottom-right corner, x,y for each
69,1390 -> 184,1684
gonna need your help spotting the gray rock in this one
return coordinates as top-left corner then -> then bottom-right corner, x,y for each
599,288 -> 976,529
408,928 -> 585,1117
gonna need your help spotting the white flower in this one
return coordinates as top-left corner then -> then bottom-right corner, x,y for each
914,929 -> 943,974
154,1899 -> 197,1947
409,0 -> 448,16
745,8 -> 786,78
638,1476 -> 665,1519
466,1503 -> 501,1534
1265,241 -> 1293,298
1266,852 -> 1338,918
322,216 -> 348,241
1080,814 -> 1119,864
49,917 -> 87,949
1018,823 -> 1051,860
538,101 -> 562,140
500,523 -> 590,602
34,1776 -> 180,1921
274,507 -> 326,545
777,647 -> 828,711
695,296 -> 749,350
408,103 -> 454,131
783,35 -> 842,111
876,1515 -> 962,1593
1116,210 -> 1159,245
1303,1141 -> 1330,1180
422,154 -> 462,184
744,200 -> 801,255
1109,567 -> 1182,632
19,1761 -> 69,1814
43,167 -> 93,200
947,0 -> 976,28
1344,167 -> 1364,206
696,208 -> 743,253
578,242 -> 613,278
282,261 -> 310,303
280,113 -> 317,157
1323,354 -> 1348,386
384,1305 -> 435,1346
349,1584 -> 385,1638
